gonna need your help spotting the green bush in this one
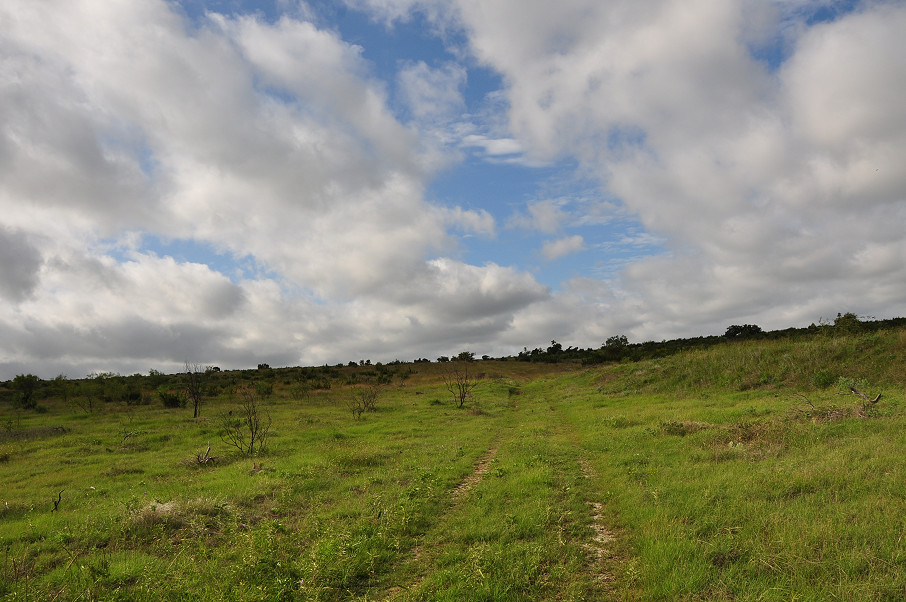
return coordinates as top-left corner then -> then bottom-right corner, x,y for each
158,387 -> 186,409
254,381 -> 274,399
11,374 -> 40,409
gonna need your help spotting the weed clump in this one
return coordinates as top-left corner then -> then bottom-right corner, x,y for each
126,498 -> 233,543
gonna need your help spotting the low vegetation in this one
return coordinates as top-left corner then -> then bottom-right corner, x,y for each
1,318 -> 905,599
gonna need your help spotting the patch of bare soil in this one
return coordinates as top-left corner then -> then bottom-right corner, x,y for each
584,501 -> 615,561
578,459 -> 616,583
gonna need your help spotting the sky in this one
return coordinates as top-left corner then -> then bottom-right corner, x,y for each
1,0 -> 905,379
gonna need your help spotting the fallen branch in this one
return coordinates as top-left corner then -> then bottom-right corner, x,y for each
195,444 -> 216,465
792,393 -> 816,409
52,490 -> 63,512
849,386 -> 881,404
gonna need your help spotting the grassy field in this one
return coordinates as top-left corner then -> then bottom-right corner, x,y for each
2,327 -> 906,600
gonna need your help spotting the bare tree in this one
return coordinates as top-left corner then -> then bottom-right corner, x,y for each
347,383 -> 381,419
220,388 -> 271,455
442,361 -> 482,408
347,394 -> 366,420
185,361 -> 204,418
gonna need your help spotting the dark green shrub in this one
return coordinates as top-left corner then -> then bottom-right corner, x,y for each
11,374 -> 40,409
254,381 -> 274,399
158,387 -> 186,409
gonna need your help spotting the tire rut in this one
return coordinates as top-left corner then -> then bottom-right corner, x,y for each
382,444 -> 501,600
450,446 -> 499,502
577,454 -> 617,584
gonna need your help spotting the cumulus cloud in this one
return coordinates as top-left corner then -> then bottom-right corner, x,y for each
345,0 -> 906,344
0,0 -> 555,378
439,206 -> 496,237
1,1 -> 440,296
445,0 -> 906,337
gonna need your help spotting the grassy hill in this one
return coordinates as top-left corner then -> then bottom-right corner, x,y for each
1,323 -> 905,599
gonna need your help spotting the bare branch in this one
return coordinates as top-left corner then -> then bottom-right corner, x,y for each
195,444 -> 217,465
849,386 -> 881,404
792,392 -> 816,409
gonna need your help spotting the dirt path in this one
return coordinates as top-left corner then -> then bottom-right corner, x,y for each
577,452 -> 617,585
383,444 -> 501,600
450,446 -> 498,502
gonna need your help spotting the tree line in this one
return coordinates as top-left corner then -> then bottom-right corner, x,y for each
4,313 -> 903,411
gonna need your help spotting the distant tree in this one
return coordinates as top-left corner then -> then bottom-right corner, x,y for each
77,378 -> 103,412
437,356 -> 450,363
456,351 -> 475,362
257,363 -> 270,370
605,335 -> 629,349
185,362 -> 204,418
724,324 -> 763,338
147,369 -> 166,388
12,374 -> 40,409
52,374 -> 73,405
102,376 -> 126,403
547,341 -> 563,355
123,374 -> 144,405
833,312 -> 863,333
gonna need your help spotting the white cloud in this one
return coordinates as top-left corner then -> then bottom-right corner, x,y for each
351,0 -> 906,343
541,235 -> 585,261
0,0 -> 442,296
436,0 -> 906,338
397,60 -> 467,122
0,0 -> 556,378
439,206 -> 496,237
507,200 -> 569,234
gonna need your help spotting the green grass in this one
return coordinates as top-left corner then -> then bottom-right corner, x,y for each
2,329 -> 906,599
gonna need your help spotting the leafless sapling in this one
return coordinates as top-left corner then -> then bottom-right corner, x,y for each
220,388 -> 271,455
347,383 -> 381,419
442,361 -> 482,408
185,361 -> 204,418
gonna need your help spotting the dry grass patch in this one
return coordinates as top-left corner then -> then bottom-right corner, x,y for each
127,497 -> 234,543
